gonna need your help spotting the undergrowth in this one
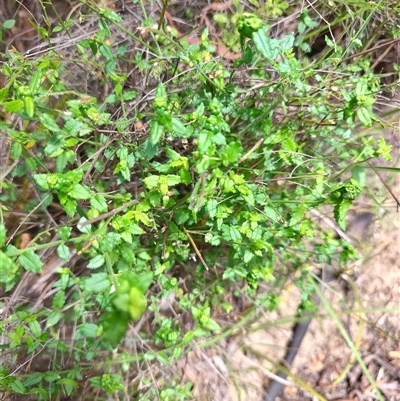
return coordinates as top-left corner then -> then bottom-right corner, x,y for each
0,0 -> 398,400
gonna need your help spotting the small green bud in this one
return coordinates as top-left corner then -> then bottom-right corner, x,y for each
237,13 -> 263,38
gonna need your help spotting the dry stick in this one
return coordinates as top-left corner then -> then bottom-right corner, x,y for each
183,227 -> 209,271
77,199 -> 138,228
263,272 -> 335,401
371,42 -> 395,71
366,161 -> 400,210
341,37 -> 400,63
239,138 -> 265,163
263,212 -> 378,401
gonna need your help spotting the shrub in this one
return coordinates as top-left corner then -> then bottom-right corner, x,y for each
0,2 -> 395,399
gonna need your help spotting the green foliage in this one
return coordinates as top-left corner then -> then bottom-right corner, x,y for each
0,1 -> 396,400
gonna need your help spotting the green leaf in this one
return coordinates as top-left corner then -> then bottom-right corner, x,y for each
0,223 -> 6,247
150,120 -> 163,145
57,244 -> 70,261
120,247 -> 136,264
99,44 -> 113,60
81,272 -> 111,293
229,226 -> 242,242
46,310 -> 63,327
172,118 -> 191,138
100,8 -> 123,23
69,184 -> 92,200
43,372 -> 60,382
63,198 -> 77,217
356,107 -> 372,127
11,380 -> 26,394
4,99 -> 24,113
18,250 -> 43,273
59,226 -> 72,241
143,175 -> 160,189
87,255 -> 105,269
24,96 -> 35,118
53,290 -> 66,308
33,174 -> 50,190
100,232 -> 122,252
289,204 -> 307,226
174,209 -> 190,224
122,90 -> 137,101
253,28 -> 278,60
23,373 -> 44,387
0,252 -> 18,283
56,378 -> 78,395
29,70 -> 42,94
207,199 -> 217,219
2,19 -> 16,29
127,287 -> 147,320
198,130 -> 213,153
166,175 -> 181,186
333,199 -> 352,230
29,320 -> 42,338
90,194 -> 108,213
40,113 -> 60,132
279,34 -> 295,52
44,134 -> 65,156
76,323 -> 99,338
100,310 -> 130,348
156,351 -> 171,366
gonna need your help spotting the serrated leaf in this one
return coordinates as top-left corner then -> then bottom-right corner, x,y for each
120,247 -> 136,264
100,310 -> 129,348
122,90 -> 137,101
356,107 -> 372,127
174,209 -> 190,224
81,272 -> 111,293
253,28 -> 279,60
29,320 -> 42,338
355,78 -> 368,96
33,174 -> 50,190
333,199 -> 352,230
0,252 -> 18,283
143,175 -> 159,189
76,323 -> 99,338
63,198 -> 77,217
207,199 -> 217,219
53,290 -> 66,308
172,117 -> 191,138
18,250 -> 43,273
87,254 -> 105,269
69,184 -> 92,200
166,175 -> 181,186
243,249 -> 254,263
57,244 -> 70,261
40,113 -> 60,132
99,44 -> 113,60
46,310 -> 63,327
280,34 -> 295,52
44,134 -> 65,156
290,204 -> 307,226
11,380 -> 26,394
229,226 -> 242,242
90,194 -> 108,213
